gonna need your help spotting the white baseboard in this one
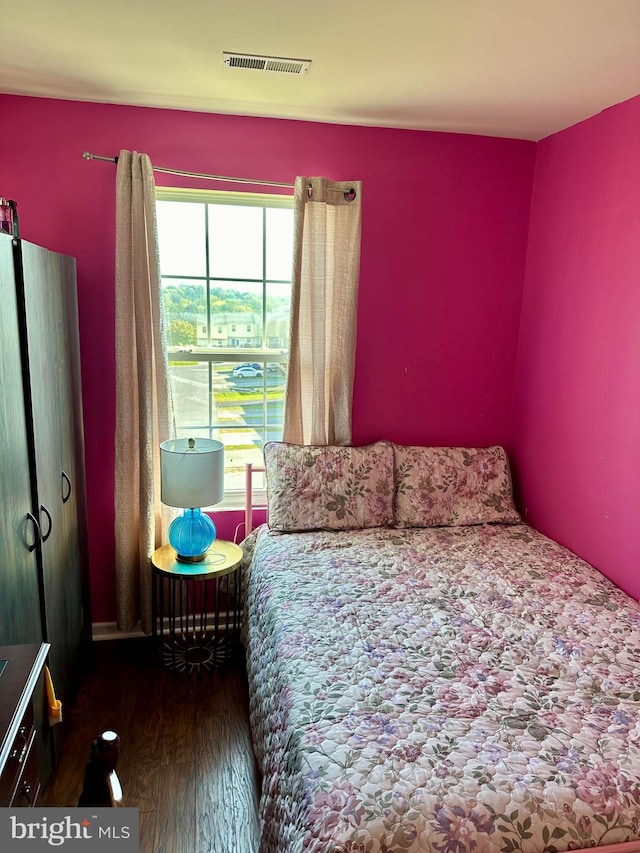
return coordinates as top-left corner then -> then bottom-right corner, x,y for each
91,613 -> 241,641
91,622 -> 146,641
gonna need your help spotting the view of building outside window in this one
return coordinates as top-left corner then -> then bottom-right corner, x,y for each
155,189 -> 294,502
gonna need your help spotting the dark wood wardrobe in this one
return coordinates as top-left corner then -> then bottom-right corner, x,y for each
0,232 -> 91,779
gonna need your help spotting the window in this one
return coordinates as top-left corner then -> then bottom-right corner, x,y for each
156,188 -> 294,505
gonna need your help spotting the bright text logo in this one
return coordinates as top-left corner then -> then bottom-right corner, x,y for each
1,808 -> 138,850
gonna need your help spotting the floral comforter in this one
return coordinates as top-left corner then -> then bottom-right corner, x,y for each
242,523 -> 640,853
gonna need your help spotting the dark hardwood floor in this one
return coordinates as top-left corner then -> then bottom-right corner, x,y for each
40,638 -> 261,853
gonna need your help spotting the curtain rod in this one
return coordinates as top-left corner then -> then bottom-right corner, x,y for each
82,151 -> 294,190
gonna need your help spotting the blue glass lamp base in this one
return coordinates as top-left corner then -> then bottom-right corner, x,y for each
168,508 -> 217,562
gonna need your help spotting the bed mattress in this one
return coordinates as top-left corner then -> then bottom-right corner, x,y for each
242,522 -> 640,852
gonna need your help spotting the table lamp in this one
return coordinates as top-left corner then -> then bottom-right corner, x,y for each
160,437 -> 224,562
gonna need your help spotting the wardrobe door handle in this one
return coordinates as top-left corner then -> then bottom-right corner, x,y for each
40,504 -> 53,542
61,470 -> 72,503
25,512 -> 41,552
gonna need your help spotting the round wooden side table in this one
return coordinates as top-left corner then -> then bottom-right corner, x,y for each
151,541 -> 243,673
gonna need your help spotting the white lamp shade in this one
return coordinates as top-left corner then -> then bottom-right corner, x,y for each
160,438 -> 224,508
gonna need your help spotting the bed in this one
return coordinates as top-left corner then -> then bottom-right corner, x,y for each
241,441 -> 640,853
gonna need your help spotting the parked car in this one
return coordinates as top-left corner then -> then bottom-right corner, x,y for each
233,363 -> 264,378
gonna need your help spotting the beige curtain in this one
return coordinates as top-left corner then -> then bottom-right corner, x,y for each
114,150 -> 173,633
283,176 -> 362,446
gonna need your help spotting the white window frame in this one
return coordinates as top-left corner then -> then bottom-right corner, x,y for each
156,186 -> 293,509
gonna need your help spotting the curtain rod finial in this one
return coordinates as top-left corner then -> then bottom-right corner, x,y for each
82,151 -> 93,160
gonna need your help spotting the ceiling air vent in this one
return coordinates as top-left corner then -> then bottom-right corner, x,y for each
223,52 -> 311,75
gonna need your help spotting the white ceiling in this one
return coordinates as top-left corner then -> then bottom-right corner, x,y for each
3,0 -> 640,141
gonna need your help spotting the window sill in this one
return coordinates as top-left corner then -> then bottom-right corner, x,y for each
204,490 -> 267,513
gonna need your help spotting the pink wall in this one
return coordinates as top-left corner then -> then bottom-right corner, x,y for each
511,94 -> 640,599
1,95 -> 535,623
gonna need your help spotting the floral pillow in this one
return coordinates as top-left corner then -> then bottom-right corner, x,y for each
393,444 -> 521,528
264,441 -> 395,531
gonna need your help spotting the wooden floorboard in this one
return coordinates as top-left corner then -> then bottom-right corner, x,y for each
40,638 -> 260,853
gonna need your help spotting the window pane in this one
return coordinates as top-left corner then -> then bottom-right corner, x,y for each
266,281 -> 291,351
213,362 -> 269,494
266,208 -> 294,280
161,279 -> 207,348
157,201 -> 206,277
215,428 -> 265,494
266,362 -> 287,437
210,281 -> 263,348
167,361 -> 213,433
208,204 -> 263,280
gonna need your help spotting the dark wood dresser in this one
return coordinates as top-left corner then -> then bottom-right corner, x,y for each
0,643 -> 50,807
